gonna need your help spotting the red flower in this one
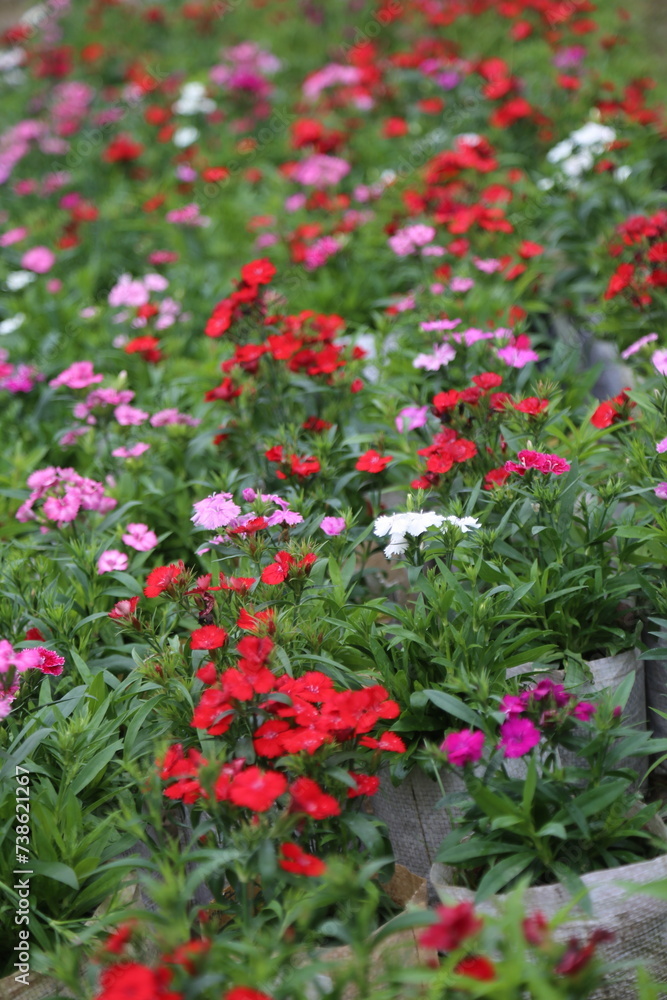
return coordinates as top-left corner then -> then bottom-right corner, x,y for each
163,939 -> 211,974
471,372 -> 503,390
25,627 -> 45,641
454,955 -> 497,981
103,135 -> 144,163
347,772 -> 380,798
219,574 -> 256,593
603,262 -> 634,300
224,990 -> 273,1000
359,732 -> 406,752
97,962 -> 182,1000
355,449 -> 392,473
554,929 -> 614,976
419,902 -> 483,951
289,776 -> 341,819
144,562 -> 185,598
513,397 -> 549,415
523,911 -> 549,946
101,923 -> 135,955
484,467 -> 511,489
279,842 -> 327,876
518,240 -> 544,259
228,766 -> 287,812
240,258 -> 276,286
253,719 -> 291,758
190,625 -> 228,650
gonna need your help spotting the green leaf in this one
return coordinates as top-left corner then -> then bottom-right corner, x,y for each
475,853 -> 534,901
417,690 -> 484,728
30,860 -> 79,890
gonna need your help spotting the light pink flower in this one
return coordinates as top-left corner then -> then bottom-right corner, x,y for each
112,442 -> 151,459
98,550 -> 129,574
497,335 -> 539,368
621,332 -> 658,360
420,318 -> 461,332
450,277 -> 474,293
653,349 -> 667,376
656,438 -> 667,454
395,405 -> 429,432
21,246 -> 55,273
320,516 -> 346,536
114,404 -> 149,426
292,154 -> 351,187
192,492 -> 242,530
655,482 -> 667,500
413,342 -> 456,371
122,522 -> 158,551
42,492 -> 81,523
108,275 -> 149,308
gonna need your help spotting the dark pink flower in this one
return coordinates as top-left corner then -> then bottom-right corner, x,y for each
498,717 -> 541,758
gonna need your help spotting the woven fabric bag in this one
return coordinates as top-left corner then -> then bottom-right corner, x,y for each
430,817 -> 667,1000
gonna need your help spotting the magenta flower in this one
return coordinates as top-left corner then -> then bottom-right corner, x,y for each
21,246 -> 55,273
292,154 -> 350,187
97,550 -> 129,574
441,728 -> 485,767
655,482 -> 667,500
572,701 -> 597,722
320,516 -> 346,536
0,227 -> 28,247
499,694 -> 526,717
498,717 -> 541,758
191,492 -> 241,530
656,438 -> 667,454
122,523 -> 159,552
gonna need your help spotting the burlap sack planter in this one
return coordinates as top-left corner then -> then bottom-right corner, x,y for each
0,975 -> 73,1000
430,816 -> 667,1000
371,765 -> 467,878
643,630 -> 667,774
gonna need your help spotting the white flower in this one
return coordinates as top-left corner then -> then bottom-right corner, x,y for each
173,126 -> 199,148
173,81 -> 216,115
374,511 -> 446,557
569,122 -> 615,149
5,271 -> 35,291
443,515 -> 481,533
615,165 -> 631,182
0,313 -> 25,335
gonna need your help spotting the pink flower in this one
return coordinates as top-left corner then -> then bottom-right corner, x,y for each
657,438 -> 667,454
49,361 -> 104,390
21,246 -> 55,273
620,333 -> 658,360
122,523 -> 159,551
0,227 -> 28,247
413,343 -> 456,371
497,335 -> 539,368
114,404 -> 149,426
112,442 -> 151,459
498,717 -> 541,758
653,350 -> 667,376
292,154 -> 351,187
319,516 -> 346,536
655,482 -> 667,500
420,318 -> 461,332
441,729 -> 485,766
192,492 -> 241,530
450,277 -> 475,293
395,405 -> 429,432
499,694 -> 526,716
97,550 -> 129,574
42,492 -> 81,523
108,274 -> 150,308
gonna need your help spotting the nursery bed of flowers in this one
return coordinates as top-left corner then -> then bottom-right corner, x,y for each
3,0 -> 667,997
